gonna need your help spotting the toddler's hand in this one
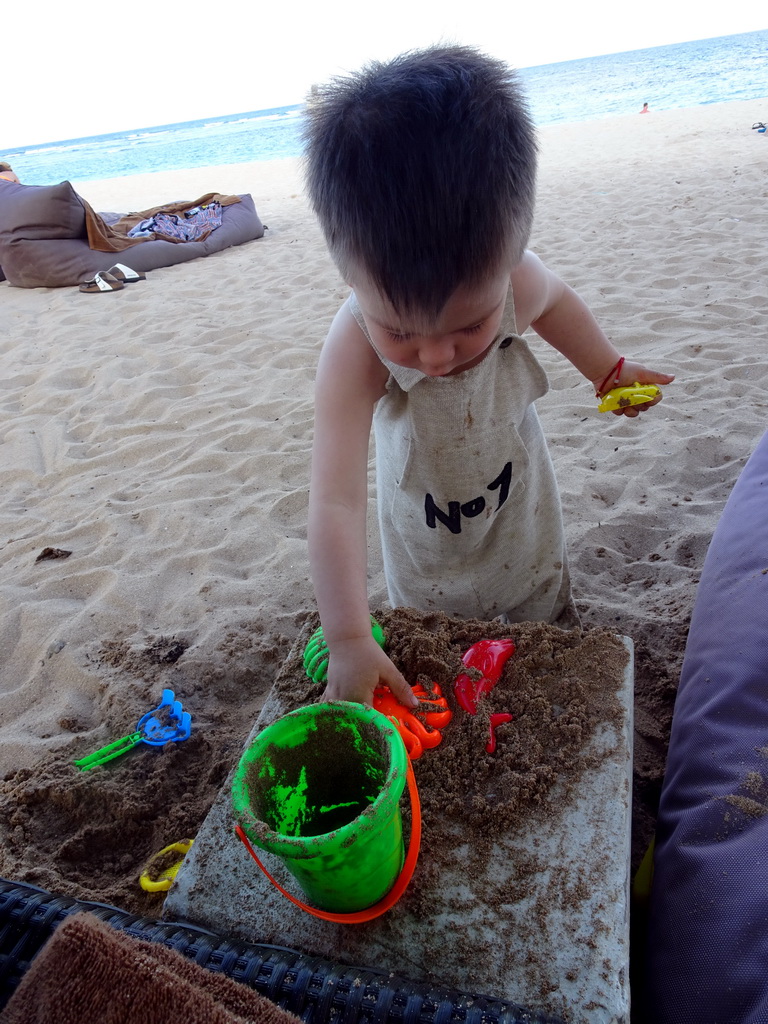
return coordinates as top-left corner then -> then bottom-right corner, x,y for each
322,636 -> 419,709
595,360 -> 675,417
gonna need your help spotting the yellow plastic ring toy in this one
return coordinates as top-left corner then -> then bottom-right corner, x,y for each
139,838 -> 194,893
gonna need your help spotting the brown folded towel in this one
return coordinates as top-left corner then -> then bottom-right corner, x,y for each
0,912 -> 301,1024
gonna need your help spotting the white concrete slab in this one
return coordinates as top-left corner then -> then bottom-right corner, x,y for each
166,631 -> 633,1024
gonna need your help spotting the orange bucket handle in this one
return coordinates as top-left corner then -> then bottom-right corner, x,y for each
235,756 -> 421,923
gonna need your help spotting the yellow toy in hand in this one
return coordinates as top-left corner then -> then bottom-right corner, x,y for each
598,383 -> 661,413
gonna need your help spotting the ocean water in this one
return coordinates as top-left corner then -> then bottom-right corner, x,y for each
6,29 -> 767,187
520,28 -> 767,126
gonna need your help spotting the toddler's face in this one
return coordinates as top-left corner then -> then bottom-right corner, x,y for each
351,271 -> 511,377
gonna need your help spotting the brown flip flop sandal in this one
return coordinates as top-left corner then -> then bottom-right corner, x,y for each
79,271 -> 124,293
107,263 -> 146,283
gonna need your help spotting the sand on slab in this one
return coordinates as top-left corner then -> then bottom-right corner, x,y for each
1,97 -> 768,918
167,610 -> 634,1024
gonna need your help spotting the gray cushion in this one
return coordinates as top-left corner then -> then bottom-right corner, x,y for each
0,183 -> 265,287
0,180 -> 86,240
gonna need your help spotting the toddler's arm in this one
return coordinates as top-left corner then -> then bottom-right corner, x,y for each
511,253 -> 674,416
309,303 -> 419,708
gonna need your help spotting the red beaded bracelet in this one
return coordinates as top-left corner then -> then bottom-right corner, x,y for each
596,356 -> 625,397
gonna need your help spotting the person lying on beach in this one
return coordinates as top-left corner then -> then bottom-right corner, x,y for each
0,161 -> 21,183
305,45 -> 674,707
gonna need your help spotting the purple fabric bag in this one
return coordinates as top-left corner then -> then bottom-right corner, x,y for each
646,428 -> 768,1023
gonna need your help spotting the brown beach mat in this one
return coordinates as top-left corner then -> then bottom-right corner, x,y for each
0,910 -> 300,1024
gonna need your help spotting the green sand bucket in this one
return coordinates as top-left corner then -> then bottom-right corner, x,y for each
232,701 -> 408,913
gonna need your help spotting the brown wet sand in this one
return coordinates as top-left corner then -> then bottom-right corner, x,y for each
0,608 -> 668,914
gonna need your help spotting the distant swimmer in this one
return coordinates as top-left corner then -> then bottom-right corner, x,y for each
640,102 -> 649,114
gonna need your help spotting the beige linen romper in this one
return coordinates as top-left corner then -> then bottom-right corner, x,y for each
349,289 -> 573,623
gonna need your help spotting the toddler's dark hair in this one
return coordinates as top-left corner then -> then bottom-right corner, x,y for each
304,45 -> 537,320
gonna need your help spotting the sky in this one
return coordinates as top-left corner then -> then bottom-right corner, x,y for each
4,0 -> 765,150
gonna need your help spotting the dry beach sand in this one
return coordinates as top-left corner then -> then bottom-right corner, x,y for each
1,96 -> 767,934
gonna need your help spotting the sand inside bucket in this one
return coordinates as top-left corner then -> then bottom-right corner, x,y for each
242,707 -> 389,838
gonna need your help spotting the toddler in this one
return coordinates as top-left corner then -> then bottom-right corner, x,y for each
304,46 -> 673,706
